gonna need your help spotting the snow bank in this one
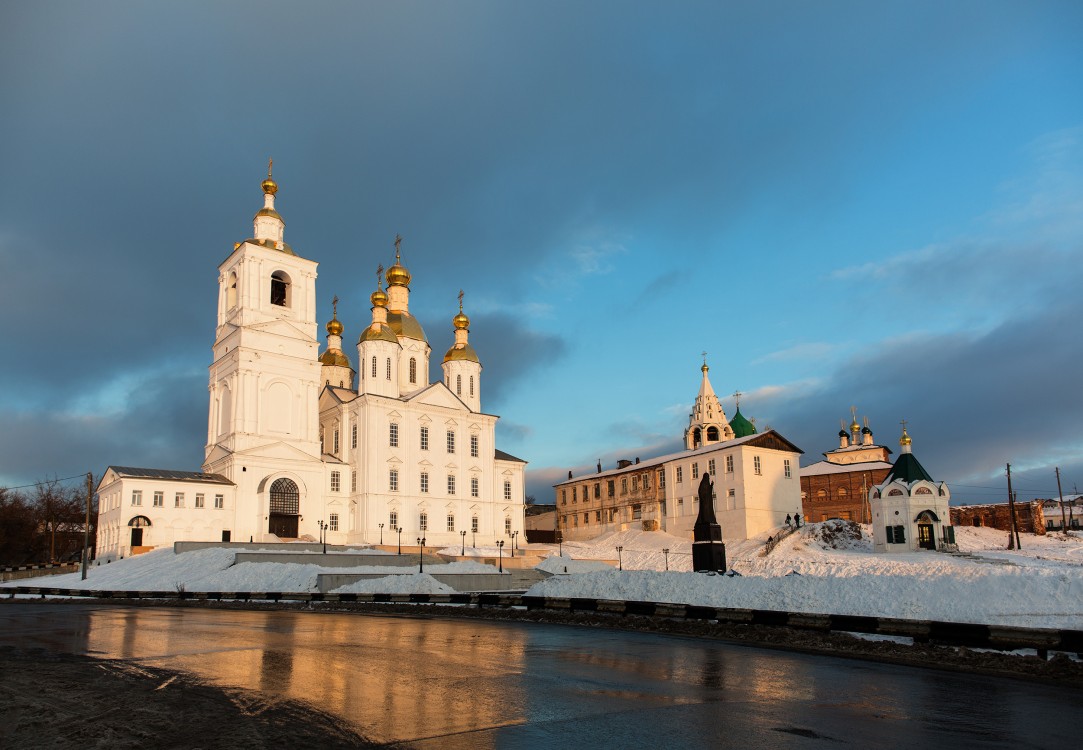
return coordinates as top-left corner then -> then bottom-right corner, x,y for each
331,573 -> 454,595
535,555 -> 614,574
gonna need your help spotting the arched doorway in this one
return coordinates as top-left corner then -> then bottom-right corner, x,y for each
128,515 -> 152,547
915,509 -> 939,550
269,478 -> 300,538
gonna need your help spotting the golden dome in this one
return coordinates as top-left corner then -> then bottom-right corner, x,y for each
899,428 -> 912,447
262,158 -> 277,195
386,262 -> 411,288
386,309 -> 428,342
359,322 -> 400,345
319,348 -> 351,368
371,288 -> 388,308
443,343 -> 480,364
326,318 -> 344,336
453,311 -> 470,330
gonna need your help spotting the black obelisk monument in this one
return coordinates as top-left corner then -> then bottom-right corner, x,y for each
692,473 -> 727,572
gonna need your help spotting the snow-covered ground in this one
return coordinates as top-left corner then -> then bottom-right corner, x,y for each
6,523 -> 1083,629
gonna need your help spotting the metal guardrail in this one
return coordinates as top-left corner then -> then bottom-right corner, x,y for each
5,586 -> 1082,655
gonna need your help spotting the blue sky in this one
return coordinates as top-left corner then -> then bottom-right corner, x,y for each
1,1 -> 1081,504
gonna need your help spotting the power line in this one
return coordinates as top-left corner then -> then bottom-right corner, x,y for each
0,472 -> 90,491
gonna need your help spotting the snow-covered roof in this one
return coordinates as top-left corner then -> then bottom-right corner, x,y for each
800,460 -> 893,477
103,467 -> 233,485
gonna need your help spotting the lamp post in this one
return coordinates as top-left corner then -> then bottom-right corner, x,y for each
496,540 -> 505,573
511,530 -> 518,558
472,528 -> 476,548
396,526 -> 402,555
460,529 -> 466,556
318,520 -> 327,554
616,545 -> 623,571
662,548 -> 670,571
379,523 -> 384,545
417,536 -> 426,573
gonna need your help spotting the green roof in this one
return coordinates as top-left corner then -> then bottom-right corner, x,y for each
886,452 -> 934,484
729,407 -> 757,438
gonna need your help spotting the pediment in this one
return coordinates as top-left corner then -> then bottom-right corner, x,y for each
404,383 -> 470,412
203,444 -> 234,466
231,441 -> 323,463
245,317 -> 312,339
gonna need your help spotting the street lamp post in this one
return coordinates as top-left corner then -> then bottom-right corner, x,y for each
472,528 -> 476,548
511,530 -> 518,558
417,536 -> 426,573
460,530 -> 466,556
396,526 -> 402,555
662,548 -> 670,571
616,545 -> 623,571
379,523 -> 384,546
496,540 -> 505,573
318,520 -> 327,554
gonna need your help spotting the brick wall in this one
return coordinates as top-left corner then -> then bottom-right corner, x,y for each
800,467 -> 890,523
949,501 -> 1046,535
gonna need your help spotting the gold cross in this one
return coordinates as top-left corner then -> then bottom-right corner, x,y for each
701,350 -> 707,366
458,289 -> 464,311
331,295 -> 339,318
376,264 -> 384,288
394,234 -> 402,259
267,158 -> 273,178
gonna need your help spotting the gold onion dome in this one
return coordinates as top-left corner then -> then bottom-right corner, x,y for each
453,310 -> 470,330
386,261 -> 411,287
319,348 -> 350,367
261,177 -> 278,195
326,318 -> 343,336
371,287 -> 388,308
899,428 -> 912,447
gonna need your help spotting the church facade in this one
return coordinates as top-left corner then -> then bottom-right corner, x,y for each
554,362 -> 803,542
95,170 -> 526,561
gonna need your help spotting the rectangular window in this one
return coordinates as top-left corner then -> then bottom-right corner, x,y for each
448,474 -> 456,495
389,469 -> 399,492
331,471 -> 341,492
390,510 -> 398,529
754,456 -> 762,475
447,514 -> 455,532
132,490 -> 142,506
333,428 -> 340,454
631,476 -> 638,492
594,483 -> 600,499
725,454 -> 734,473
504,480 -> 512,500
621,477 -> 628,494
195,493 -> 205,509
505,517 -> 512,535
447,430 -> 455,453
471,477 -> 479,498
420,472 -> 429,493
886,525 -> 907,544
420,425 -> 429,451
222,530 -> 231,542
584,513 -> 589,524
658,470 -> 665,490
175,492 -> 184,508
472,516 -> 479,533
784,459 -> 792,478
692,463 -> 699,479
351,470 -> 357,492
595,511 -> 601,522
572,487 -> 577,503
727,488 -> 736,510
351,423 -> 357,449
214,494 -> 224,509
420,513 -> 428,531
561,489 -> 566,505
676,466 -> 683,483
470,434 -> 479,458
708,459 -> 716,476
389,422 -> 399,447
329,513 -> 339,532
632,504 -> 642,520
607,480 -> 615,497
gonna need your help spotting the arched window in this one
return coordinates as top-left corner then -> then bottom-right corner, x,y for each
817,489 -> 826,498
226,271 -> 238,309
269,478 -> 300,515
371,356 -> 377,378
270,271 -> 291,307
456,374 -> 462,395
915,487 -> 933,495
409,357 -> 417,384
838,487 -> 848,497
692,427 -> 702,447
469,375 -> 474,396
888,488 -> 905,496
386,358 -> 392,380
707,426 -> 719,442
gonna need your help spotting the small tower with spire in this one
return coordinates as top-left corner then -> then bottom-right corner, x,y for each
357,265 -> 402,398
442,290 -> 482,412
684,355 -> 735,450
382,235 -> 431,392
319,296 -> 355,389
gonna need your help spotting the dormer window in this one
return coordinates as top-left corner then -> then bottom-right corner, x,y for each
271,271 -> 291,307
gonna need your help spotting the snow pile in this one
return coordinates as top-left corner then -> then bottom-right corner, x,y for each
331,573 -> 454,595
804,520 -> 870,552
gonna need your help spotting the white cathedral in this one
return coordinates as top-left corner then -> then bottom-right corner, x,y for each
94,169 -> 526,561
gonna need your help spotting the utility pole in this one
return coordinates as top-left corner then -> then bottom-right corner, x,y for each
82,472 -> 92,580
1056,467 -> 1067,533
1006,463 -> 1018,550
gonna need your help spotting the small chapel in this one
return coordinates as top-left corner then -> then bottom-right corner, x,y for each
94,167 -> 526,560
869,425 -> 954,552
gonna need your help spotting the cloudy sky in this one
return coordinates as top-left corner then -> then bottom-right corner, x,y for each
2,1 -> 1081,504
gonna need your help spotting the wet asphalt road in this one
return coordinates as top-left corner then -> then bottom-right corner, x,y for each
0,601 -> 1076,748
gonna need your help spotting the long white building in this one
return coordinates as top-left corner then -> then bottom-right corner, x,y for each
95,169 -> 526,561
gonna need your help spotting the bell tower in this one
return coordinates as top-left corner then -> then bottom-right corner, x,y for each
204,163 -> 322,467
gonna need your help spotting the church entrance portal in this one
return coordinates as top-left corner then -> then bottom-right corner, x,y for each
130,527 -> 143,547
128,515 -> 151,548
268,478 -> 300,538
917,523 -> 935,550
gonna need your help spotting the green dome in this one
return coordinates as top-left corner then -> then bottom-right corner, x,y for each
729,407 -> 757,438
